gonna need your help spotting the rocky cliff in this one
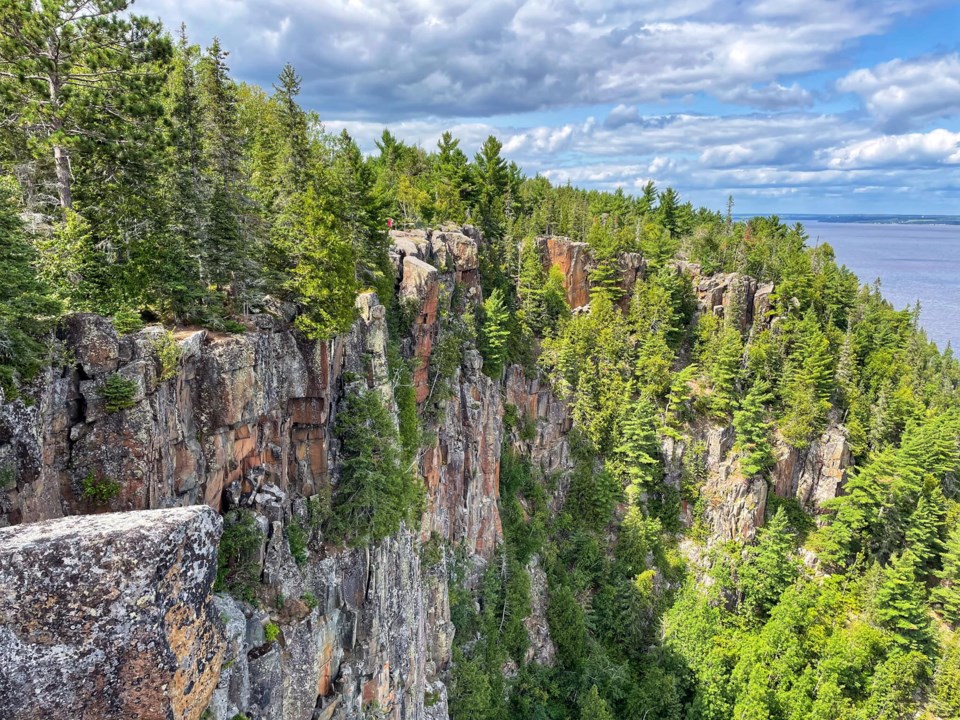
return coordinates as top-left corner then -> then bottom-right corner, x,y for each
0,229 -> 849,719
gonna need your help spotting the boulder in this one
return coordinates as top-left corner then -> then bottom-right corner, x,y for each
0,506 -> 225,720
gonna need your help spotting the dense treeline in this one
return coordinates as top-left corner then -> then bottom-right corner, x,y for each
4,3 -> 960,720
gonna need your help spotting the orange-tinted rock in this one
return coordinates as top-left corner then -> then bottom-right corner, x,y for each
537,236 -> 593,308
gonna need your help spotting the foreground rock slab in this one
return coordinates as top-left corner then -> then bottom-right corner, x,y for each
0,506 -> 225,720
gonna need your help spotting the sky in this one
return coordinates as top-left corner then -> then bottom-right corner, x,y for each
134,0 -> 960,215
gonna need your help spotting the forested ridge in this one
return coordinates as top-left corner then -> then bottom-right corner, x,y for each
3,3 -> 960,720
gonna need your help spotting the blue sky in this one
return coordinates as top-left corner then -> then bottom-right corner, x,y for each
136,0 -> 960,214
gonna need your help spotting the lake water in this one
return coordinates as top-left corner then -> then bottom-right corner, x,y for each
801,221 -> 960,351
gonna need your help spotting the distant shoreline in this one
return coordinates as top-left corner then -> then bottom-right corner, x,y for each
734,214 -> 960,226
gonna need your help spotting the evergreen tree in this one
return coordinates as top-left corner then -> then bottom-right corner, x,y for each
480,288 -> 510,377
733,379 -> 775,476
272,63 -> 310,196
612,393 -> 661,504
432,131 -> 470,221
0,177 -> 61,395
934,523 -> 960,625
198,37 -> 247,300
738,506 -> 798,618
0,0 -> 170,210
580,685 -> 615,720
874,550 -> 932,651
161,27 -> 206,315
326,389 -> 422,546
281,186 -> 358,340
517,237 -> 547,335
472,135 -> 508,243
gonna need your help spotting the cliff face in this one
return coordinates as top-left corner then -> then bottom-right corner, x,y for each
0,230 -> 850,719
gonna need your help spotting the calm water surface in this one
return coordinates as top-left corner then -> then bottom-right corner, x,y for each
803,221 -> 960,350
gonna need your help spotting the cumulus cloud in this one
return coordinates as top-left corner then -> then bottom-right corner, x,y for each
132,0 -> 960,211
837,54 -> 960,131
135,0 -> 928,119
825,129 -> 960,169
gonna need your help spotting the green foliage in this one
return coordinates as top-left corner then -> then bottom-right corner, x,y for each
733,378 -> 775,476
285,520 -> 309,566
80,472 -> 121,504
738,507 -> 798,619
101,373 -> 138,413
934,522 -> 960,625
112,309 -> 145,335
325,389 -> 423,546
154,330 -> 182,381
301,592 -> 318,611
580,685 -> 615,720
480,287 -> 511,377
0,177 -> 61,396
215,510 -> 263,603
873,550 -> 932,652
264,622 -> 280,643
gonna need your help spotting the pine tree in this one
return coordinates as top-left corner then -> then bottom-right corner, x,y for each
874,550 -> 932,651
0,0 -> 170,210
161,27 -> 206,316
432,131 -> 470,221
273,63 -> 310,196
472,135 -> 508,241
706,324 -> 743,418
905,490 -> 945,569
517,237 -> 546,335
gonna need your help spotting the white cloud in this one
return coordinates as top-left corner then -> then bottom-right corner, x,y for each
825,129 -> 960,168
837,53 -> 960,130
134,0 -> 929,118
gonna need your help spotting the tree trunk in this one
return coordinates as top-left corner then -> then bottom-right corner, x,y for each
53,144 -> 72,210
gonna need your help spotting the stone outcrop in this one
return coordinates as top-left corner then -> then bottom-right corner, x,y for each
536,235 -> 593,308
504,365 -> 573,480
0,506 -> 224,720
771,426 -> 851,513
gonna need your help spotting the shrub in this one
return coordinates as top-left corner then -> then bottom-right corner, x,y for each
264,622 -> 280,643
301,592 -> 318,610
101,373 -> 137,412
0,465 -> 15,489
153,330 -> 181,381
111,309 -> 144,335
222,319 -> 246,334
80,472 -> 121,504
286,520 -> 309,566
215,510 -> 263,603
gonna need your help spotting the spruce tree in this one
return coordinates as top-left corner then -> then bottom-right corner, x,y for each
738,506 -> 798,618
198,37 -> 247,301
874,550 -> 932,651
480,288 -> 510,377
580,685 -> 615,720
934,523 -> 960,625
613,393 -> 661,505
0,178 -> 61,395
733,379 -> 775,476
